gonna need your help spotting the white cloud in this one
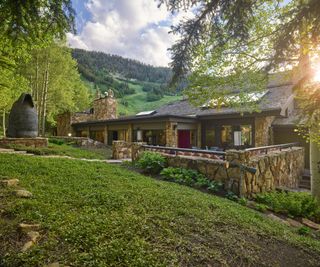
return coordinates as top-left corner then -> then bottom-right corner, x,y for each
68,0 -> 182,66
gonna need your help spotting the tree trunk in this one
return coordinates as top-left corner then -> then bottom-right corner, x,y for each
2,109 -> 6,137
310,128 -> 320,200
41,61 -> 49,136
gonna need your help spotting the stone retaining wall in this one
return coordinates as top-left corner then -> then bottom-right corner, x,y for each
127,143 -> 305,197
0,138 -> 48,148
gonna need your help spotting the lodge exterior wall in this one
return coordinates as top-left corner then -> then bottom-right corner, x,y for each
56,94 -> 117,137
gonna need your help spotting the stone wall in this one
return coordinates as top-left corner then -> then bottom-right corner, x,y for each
129,143 -> 305,197
165,122 -> 177,147
0,138 -> 48,148
112,141 -> 132,159
254,116 -> 274,147
56,113 -> 73,136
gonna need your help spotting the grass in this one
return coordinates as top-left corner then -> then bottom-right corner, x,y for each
1,153 -> 320,266
9,143 -> 112,160
117,82 -> 182,116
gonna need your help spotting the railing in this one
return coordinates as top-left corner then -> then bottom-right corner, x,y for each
245,143 -> 299,155
142,145 -> 226,160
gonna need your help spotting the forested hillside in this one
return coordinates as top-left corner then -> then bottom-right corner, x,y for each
72,49 -> 183,115
72,49 -> 172,84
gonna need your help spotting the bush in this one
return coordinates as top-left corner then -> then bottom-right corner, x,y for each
238,197 -> 248,206
136,152 -> 167,174
255,191 -> 320,220
207,181 -> 223,193
146,92 -> 162,102
160,167 -> 223,191
49,138 -> 65,145
255,203 -> 268,213
298,226 -> 311,236
225,191 -> 239,202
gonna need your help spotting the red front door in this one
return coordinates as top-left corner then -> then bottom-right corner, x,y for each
178,130 -> 191,148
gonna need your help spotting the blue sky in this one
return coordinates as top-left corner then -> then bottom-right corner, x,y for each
68,0 -> 192,66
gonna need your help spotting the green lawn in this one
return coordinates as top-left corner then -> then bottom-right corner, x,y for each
1,153 -> 320,266
10,143 -> 112,160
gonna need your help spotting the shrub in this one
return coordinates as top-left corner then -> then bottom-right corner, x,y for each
49,138 -> 65,145
207,181 -> 223,193
146,92 -> 162,102
255,191 -> 320,220
238,197 -> 248,206
255,203 -> 268,213
161,167 -> 198,185
160,167 -> 223,191
225,191 -> 239,202
298,226 -> 311,236
136,152 -> 167,174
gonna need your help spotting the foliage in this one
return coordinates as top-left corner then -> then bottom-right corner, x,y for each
255,191 -> 320,220
19,42 -> 91,133
1,153 -> 320,266
298,226 -> 312,236
72,48 -> 172,85
48,138 -> 65,146
160,167 -> 223,192
163,0 -> 320,83
225,191 -> 239,202
255,203 -> 269,213
0,0 -> 75,45
136,152 -> 167,174
238,197 -> 248,206
146,92 -> 162,102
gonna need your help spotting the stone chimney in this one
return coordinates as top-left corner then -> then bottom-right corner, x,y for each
93,89 -> 117,120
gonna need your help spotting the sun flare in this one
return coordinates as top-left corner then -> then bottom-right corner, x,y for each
314,69 -> 320,82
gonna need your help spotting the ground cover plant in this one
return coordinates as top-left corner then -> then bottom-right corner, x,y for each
160,167 -> 223,192
1,153 -> 320,266
8,140 -> 112,160
255,191 -> 320,222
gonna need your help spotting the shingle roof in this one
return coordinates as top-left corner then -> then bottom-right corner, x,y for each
152,83 -> 293,118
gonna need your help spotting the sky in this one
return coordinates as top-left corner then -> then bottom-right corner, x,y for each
68,0 -> 193,67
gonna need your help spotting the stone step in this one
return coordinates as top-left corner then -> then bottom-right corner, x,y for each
0,148 -> 15,152
299,181 -> 311,190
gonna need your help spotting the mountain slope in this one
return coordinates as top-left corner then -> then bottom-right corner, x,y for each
72,49 -> 181,115
72,49 -> 172,84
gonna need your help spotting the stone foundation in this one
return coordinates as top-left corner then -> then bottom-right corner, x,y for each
0,138 -> 48,148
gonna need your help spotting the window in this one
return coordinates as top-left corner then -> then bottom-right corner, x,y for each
221,125 -> 233,147
205,129 -> 215,147
220,124 -> 252,148
241,125 -> 252,146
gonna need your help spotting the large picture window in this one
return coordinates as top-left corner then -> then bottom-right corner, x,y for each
203,120 -> 254,149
